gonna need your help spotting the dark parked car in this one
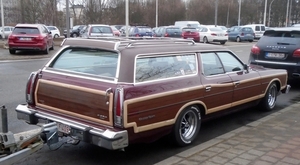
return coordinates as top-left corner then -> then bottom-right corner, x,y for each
154,26 -> 182,38
227,26 -> 254,42
63,25 -> 86,38
181,27 -> 200,42
249,27 -> 300,80
16,38 -> 289,152
128,26 -> 153,37
8,23 -> 54,54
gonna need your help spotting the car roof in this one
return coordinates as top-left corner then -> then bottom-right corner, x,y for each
15,24 -> 41,28
88,24 -> 110,26
265,27 -> 300,31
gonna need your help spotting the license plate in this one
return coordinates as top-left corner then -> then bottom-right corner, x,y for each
19,37 -> 31,41
57,122 -> 71,134
246,34 -> 251,36
265,53 -> 285,59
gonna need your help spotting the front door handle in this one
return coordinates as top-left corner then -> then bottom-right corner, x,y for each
205,86 -> 211,92
234,81 -> 240,87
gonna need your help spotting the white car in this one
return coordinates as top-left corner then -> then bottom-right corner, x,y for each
198,25 -> 228,45
47,26 -> 60,38
0,26 -> 14,39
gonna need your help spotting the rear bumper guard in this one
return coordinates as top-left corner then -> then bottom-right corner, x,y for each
15,104 -> 128,150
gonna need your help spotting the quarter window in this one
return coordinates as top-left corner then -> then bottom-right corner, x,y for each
135,54 -> 197,82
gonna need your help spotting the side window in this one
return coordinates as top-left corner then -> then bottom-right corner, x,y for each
255,26 -> 260,31
200,52 -> 224,76
135,54 -> 197,83
217,52 -> 244,72
261,26 -> 265,31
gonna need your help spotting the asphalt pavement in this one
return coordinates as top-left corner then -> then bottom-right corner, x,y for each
2,39 -> 300,165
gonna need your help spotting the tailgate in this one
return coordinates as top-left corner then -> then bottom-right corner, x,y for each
34,78 -> 114,126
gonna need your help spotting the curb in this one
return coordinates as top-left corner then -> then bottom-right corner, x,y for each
154,101 -> 300,165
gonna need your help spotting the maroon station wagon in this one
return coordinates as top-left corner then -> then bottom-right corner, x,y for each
16,38 -> 290,150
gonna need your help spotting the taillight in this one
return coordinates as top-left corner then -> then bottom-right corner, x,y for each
241,33 -> 244,36
135,34 -> 139,37
211,33 -> 217,36
34,36 -> 43,41
114,88 -> 124,127
26,71 -> 39,104
164,33 -> 169,37
251,45 -> 260,55
293,49 -> 300,57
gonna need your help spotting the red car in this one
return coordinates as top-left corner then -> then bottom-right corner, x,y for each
8,24 -> 54,54
182,27 -> 200,42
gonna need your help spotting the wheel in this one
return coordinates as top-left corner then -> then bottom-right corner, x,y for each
249,40 -> 253,42
54,34 -> 59,38
72,33 -> 78,38
172,106 -> 201,146
203,37 -> 208,43
9,49 -> 16,54
259,82 -> 278,111
50,41 -> 54,50
236,36 -> 241,42
220,41 -> 226,45
43,45 -> 49,54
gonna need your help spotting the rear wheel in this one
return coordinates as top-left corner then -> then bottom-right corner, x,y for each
203,37 -> 208,43
259,82 -> 278,111
9,49 -> 16,54
43,45 -> 49,54
220,41 -> 226,45
72,33 -> 78,38
172,106 -> 201,146
236,37 -> 241,42
249,40 -> 253,42
50,41 -> 54,50
54,34 -> 59,38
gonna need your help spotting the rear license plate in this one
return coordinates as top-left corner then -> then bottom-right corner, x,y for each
265,53 -> 285,59
19,37 -> 31,41
57,122 -> 71,134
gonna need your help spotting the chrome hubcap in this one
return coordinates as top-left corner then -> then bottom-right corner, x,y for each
180,110 -> 197,142
268,85 -> 276,107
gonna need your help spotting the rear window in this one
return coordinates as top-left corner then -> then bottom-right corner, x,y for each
135,54 -> 197,83
50,48 -> 119,78
242,27 -> 253,32
166,28 -> 181,33
13,27 -> 39,34
263,30 -> 300,38
182,28 -> 197,32
137,27 -> 152,33
91,26 -> 113,33
209,27 -> 222,31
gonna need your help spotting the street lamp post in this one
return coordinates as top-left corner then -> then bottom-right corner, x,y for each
268,0 -> 275,27
1,0 -> 4,40
286,0 -> 290,27
215,0 -> 218,27
263,0 -> 267,25
238,0 -> 241,26
155,0 -> 158,28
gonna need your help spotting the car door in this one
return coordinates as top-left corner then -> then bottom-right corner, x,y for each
199,52 -> 234,114
216,51 -> 262,105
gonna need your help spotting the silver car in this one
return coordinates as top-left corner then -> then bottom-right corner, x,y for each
81,24 -> 114,38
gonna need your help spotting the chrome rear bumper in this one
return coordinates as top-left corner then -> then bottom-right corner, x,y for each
15,104 -> 128,150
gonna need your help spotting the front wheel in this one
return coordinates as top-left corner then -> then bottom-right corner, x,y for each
259,82 -> 278,111
172,106 -> 201,146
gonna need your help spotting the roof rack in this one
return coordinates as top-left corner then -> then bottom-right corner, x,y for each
61,37 -> 196,51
